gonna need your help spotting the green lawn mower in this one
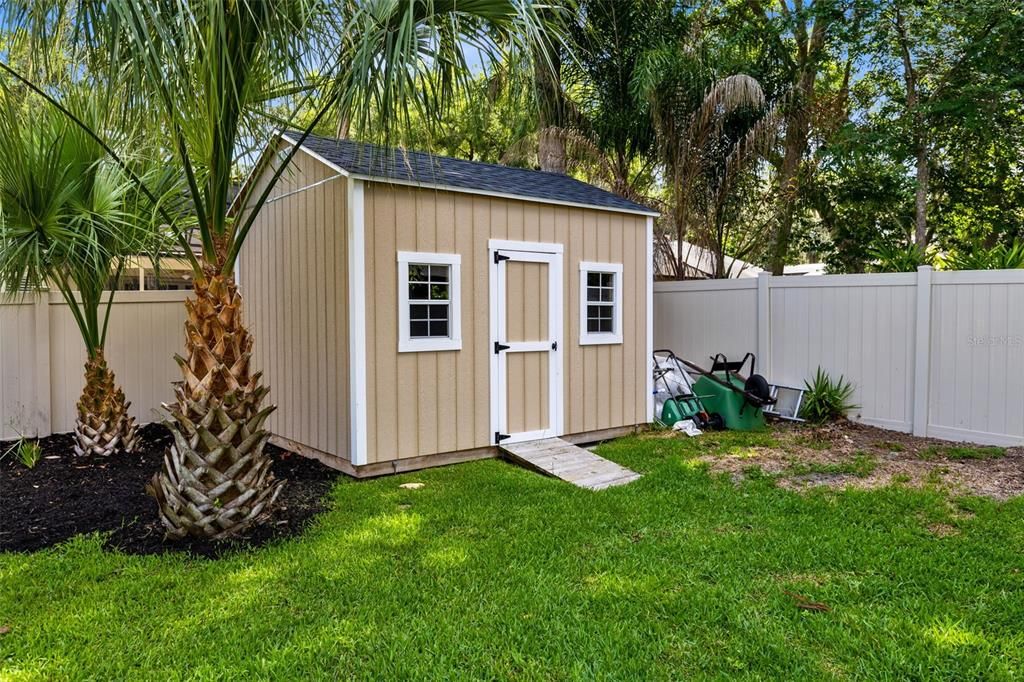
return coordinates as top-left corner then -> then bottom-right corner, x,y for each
652,350 -> 720,430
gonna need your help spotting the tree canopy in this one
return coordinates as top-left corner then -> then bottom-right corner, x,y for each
2,0 -> 1021,279
347,0 -> 1024,275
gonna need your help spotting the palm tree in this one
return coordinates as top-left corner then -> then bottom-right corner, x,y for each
4,0 -> 555,539
0,87 -> 167,457
633,25 -> 781,279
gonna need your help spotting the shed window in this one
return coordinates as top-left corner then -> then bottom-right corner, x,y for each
398,252 -> 462,352
579,262 -> 623,345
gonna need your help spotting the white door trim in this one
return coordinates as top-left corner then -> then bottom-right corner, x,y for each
488,238 -> 564,255
489,240 -> 564,445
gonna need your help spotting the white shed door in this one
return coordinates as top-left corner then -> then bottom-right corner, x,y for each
489,243 -> 563,445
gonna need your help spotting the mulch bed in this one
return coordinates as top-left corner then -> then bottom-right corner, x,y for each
1,424 -> 340,558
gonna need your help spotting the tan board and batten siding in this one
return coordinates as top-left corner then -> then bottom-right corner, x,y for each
239,148 -> 351,460
362,184 -> 649,465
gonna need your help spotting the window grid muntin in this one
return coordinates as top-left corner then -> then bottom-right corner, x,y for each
585,271 -> 616,334
407,263 -> 451,339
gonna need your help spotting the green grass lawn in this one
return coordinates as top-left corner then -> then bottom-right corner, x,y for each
2,431 -> 1023,680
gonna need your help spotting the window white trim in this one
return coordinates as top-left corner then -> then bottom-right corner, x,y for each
397,251 -> 462,352
579,261 -> 623,346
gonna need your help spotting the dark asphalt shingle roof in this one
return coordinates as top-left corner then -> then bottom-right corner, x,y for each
285,132 -> 655,215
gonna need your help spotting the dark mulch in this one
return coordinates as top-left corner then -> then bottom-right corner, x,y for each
1,424 -> 341,558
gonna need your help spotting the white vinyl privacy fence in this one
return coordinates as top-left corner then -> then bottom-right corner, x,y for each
0,291 -> 187,441
654,267 -> 1024,447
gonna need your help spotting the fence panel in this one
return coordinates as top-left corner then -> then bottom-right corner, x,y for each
927,270 -> 1024,446
768,275 -> 916,432
0,300 -> 45,439
653,279 -> 757,364
0,291 -> 188,440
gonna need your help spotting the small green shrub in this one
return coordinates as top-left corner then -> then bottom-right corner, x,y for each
18,440 -> 41,468
2,438 -> 41,469
800,367 -> 858,423
869,242 -> 931,273
942,241 -> 1024,271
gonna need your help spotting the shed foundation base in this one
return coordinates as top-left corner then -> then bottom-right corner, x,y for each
270,424 -> 648,479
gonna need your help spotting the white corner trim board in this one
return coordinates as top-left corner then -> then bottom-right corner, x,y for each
579,261 -> 624,346
396,251 -> 463,353
347,179 -> 368,466
645,216 -> 654,422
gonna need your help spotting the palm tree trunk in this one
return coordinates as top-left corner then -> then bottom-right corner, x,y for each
147,271 -> 282,540
538,127 -> 566,174
534,31 -> 565,174
73,349 -> 139,457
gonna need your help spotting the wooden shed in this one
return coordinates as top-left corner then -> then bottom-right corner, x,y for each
238,132 -> 656,477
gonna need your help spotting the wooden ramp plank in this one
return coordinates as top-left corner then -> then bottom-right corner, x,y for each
499,438 -> 640,490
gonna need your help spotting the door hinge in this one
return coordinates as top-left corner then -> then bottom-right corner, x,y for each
493,251 -> 511,264
495,431 -> 511,444
551,341 -> 558,351
494,341 -> 510,354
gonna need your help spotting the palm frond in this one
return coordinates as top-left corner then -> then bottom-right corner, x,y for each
693,74 -> 765,131
0,77 -> 175,350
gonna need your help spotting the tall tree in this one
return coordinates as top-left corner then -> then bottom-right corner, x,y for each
728,0 -> 845,273
534,10 -> 569,173
4,0 -> 551,539
635,24 -> 780,279
562,0 -> 675,196
0,85 -> 169,456
628,5 -> 783,278
872,0 -> 1016,253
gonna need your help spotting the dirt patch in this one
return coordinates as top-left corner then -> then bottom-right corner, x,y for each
926,523 -> 960,538
699,420 -> 1024,500
1,424 -> 340,558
